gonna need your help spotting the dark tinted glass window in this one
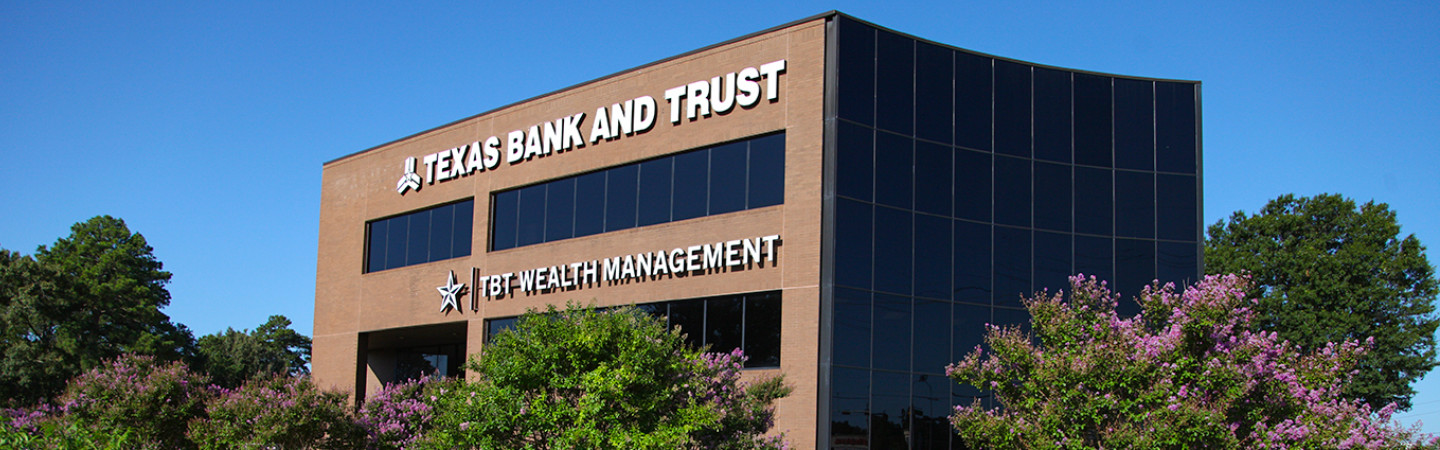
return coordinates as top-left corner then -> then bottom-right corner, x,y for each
837,17 -> 875,126
405,210 -> 431,265
992,307 -> 1031,335
605,165 -> 638,232
837,121 -> 874,201
873,294 -> 913,371
516,184 -> 546,247
1074,167 -> 1113,236
873,206 -> 914,295
748,133 -> 785,208
709,142 -> 747,215
914,213 -> 952,300
836,199 -> 874,290
672,149 -> 709,221
830,367 -> 870,441
706,296 -> 743,353
367,220 -> 387,272
993,60 -> 1031,157
1115,171 -> 1155,239
994,156 -> 1031,227
1033,67 -> 1072,163
872,372 -> 910,447
637,158 -> 672,226
544,178 -> 575,241
914,141 -> 952,216
1074,235 -> 1114,285
385,212 -> 406,268
1114,78 -> 1154,171
955,52 -> 992,152
993,226 -> 1031,308
1155,82 -> 1197,174
952,302 -> 989,360
1074,73 -> 1113,167
1033,161 -> 1071,232
1115,238 -> 1156,312
913,299 -> 951,374
667,300 -> 704,349
1157,174 -> 1198,241
915,42 -> 953,144
834,288 -> 872,368
452,200 -> 473,257
743,292 -> 782,368
574,171 -> 606,237
953,220 -> 991,306
1033,231 -> 1072,295
366,200 -> 474,272
875,31 -> 915,135
428,205 -> 453,261
874,132 -> 913,209
912,374 -> 951,448
954,149 -> 991,222
1157,241 -> 1199,288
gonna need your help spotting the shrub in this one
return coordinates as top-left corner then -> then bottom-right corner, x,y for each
948,274 -> 1437,449
188,375 -> 362,449
421,304 -> 789,449
54,353 -> 211,449
358,376 -> 451,449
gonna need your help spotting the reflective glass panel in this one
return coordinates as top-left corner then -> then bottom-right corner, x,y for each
954,149 -> 991,222
1156,174 -> 1198,241
838,121 -> 874,201
834,288 -> 872,368
837,17 -> 875,126
836,199 -> 874,290
993,226 -> 1031,308
874,132 -> 913,209
994,156 -> 1031,227
915,42 -> 953,144
1033,67 -> 1072,163
914,213 -> 952,300
915,141 -> 953,216
637,158 -> 672,226
708,141 -> 747,215
672,149 -> 709,221
1033,161 -> 1072,232
1074,73 -> 1113,167
1115,171 -> 1155,239
1074,167 -> 1113,236
954,52 -> 992,152
748,133 -> 785,208
573,171 -> 606,237
516,184 -> 545,247
1156,82 -> 1197,174
953,220 -> 992,306
874,207 -> 913,295
605,165 -> 638,232
993,60 -> 1031,157
1114,78 -> 1155,171
875,30 -> 915,135
544,178 -> 575,241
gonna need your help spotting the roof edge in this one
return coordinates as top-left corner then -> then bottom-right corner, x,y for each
324,11 -> 840,167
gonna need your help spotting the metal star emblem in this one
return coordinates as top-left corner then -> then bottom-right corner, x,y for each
437,270 -> 465,313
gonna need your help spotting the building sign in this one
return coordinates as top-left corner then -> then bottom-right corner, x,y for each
396,60 -> 787,195
458,234 -> 779,311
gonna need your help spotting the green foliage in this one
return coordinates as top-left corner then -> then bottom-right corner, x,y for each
1206,194 -> 1440,409
188,375 -> 363,450
422,303 -> 789,449
948,274 -> 1432,449
1,419 -> 137,449
196,315 -> 312,389
1,216 -> 196,405
55,353 -> 212,449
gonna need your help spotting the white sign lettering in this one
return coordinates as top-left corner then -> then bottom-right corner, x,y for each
466,234 -> 779,308
396,60 -> 786,195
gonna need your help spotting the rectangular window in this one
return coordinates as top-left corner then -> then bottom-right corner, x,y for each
491,132 -> 785,251
482,290 -> 783,368
364,199 -> 474,273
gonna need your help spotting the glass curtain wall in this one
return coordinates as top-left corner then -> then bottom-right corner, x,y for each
828,16 -> 1200,450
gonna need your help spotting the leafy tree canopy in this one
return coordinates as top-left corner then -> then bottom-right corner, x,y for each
948,274 -> 1431,449
1206,194 -> 1440,409
423,303 -> 790,449
196,315 -> 312,389
1,215 -> 195,405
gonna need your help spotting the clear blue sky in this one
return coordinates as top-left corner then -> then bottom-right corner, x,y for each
4,0 -> 1439,430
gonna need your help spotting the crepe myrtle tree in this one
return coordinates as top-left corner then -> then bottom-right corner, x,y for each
947,274 -> 1434,449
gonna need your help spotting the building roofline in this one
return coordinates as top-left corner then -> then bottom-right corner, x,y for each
829,11 -> 1202,85
325,11 -> 841,167
327,10 -> 1200,166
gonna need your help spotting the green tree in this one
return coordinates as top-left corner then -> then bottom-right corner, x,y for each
196,315 -> 312,389
422,304 -> 790,449
948,274 -> 1430,449
1,216 -> 196,405
1206,194 -> 1440,409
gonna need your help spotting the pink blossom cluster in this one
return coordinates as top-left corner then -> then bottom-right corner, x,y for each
946,274 -> 1436,449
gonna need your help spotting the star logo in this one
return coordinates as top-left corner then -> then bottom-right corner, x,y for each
396,156 -> 422,195
437,270 -> 465,313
